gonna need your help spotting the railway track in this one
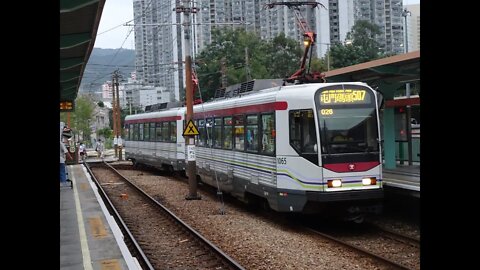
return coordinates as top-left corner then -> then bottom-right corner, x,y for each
108,162 -> 419,269
300,219 -> 420,270
367,221 -> 420,248
87,162 -> 244,270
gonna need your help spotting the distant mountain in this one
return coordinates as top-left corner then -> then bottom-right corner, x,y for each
79,48 -> 135,93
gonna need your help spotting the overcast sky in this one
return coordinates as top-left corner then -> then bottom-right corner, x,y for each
93,0 -> 420,49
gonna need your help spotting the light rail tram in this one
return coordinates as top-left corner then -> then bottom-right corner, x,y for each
124,80 -> 383,221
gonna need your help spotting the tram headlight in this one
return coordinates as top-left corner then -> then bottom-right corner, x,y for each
327,179 -> 342,188
362,177 -> 377,185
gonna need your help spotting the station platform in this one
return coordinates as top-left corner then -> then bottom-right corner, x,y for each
60,162 -> 140,270
382,163 -> 420,198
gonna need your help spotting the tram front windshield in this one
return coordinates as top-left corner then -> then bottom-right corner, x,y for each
316,87 -> 379,155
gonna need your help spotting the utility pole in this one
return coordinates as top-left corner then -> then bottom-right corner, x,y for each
176,0 -> 201,200
402,9 -> 412,165
112,72 -> 118,158
220,57 -> 227,88
245,47 -> 251,81
115,70 -> 123,161
129,98 -> 132,115
327,44 -> 330,71
111,74 -> 118,159
112,70 -> 123,161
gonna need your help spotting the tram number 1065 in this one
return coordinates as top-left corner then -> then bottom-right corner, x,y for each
277,157 -> 287,164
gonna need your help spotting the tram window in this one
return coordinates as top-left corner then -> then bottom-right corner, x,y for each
170,121 -> 177,142
223,117 -> 233,149
206,118 -> 213,147
139,123 -> 144,141
133,124 -> 139,141
193,120 -> 196,143
213,118 -> 222,148
128,124 -> 133,141
289,109 -> 317,154
194,120 -> 199,146
246,115 -> 259,152
156,122 -> 162,141
320,106 -> 379,154
198,119 -> 206,146
260,114 -> 275,155
144,123 -> 150,141
150,123 -> 155,141
161,122 -> 169,142
234,115 -> 245,151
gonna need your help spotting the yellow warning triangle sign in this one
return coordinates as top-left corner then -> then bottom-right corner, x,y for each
183,120 -> 200,136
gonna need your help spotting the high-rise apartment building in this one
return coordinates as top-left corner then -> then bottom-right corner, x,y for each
133,0 -> 182,102
194,0 -> 262,54
132,0 -> 415,99
353,0 -> 405,55
404,4 -> 419,52
328,0 -> 355,44
134,0 -> 266,102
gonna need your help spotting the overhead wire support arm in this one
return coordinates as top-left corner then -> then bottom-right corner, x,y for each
264,1 -> 326,84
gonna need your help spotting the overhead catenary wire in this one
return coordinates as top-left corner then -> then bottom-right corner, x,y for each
89,0 -> 251,94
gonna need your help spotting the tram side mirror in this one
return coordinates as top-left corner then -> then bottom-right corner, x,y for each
314,144 -> 318,153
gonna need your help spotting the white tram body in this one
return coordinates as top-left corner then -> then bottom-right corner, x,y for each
125,107 -> 186,171
125,81 -> 383,216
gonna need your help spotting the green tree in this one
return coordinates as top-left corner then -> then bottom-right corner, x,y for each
309,57 -> 328,73
329,44 -> 362,69
97,127 -> 112,138
265,33 -> 303,78
97,127 -> 113,148
330,20 -> 383,69
195,29 -> 302,101
60,95 -> 95,142
196,29 -> 265,101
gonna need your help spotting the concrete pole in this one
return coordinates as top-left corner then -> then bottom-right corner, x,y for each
115,71 -> 123,161
245,47 -> 251,81
327,44 -> 330,71
180,0 -> 200,200
112,72 -> 118,158
129,98 -> 132,115
403,9 -> 413,165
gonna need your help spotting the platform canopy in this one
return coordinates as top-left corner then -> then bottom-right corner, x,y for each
324,51 -> 420,98
60,0 -> 105,107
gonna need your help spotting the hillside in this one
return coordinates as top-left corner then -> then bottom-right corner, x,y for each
79,48 -> 135,93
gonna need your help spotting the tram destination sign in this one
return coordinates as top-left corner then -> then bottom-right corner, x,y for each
319,89 -> 370,105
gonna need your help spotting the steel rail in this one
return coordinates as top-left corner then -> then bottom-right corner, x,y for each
84,162 -> 155,270
304,227 -> 414,270
102,162 -> 245,270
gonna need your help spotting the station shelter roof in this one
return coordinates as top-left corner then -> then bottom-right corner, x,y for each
324,50 -> 420,102
60,0 -> 105,107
